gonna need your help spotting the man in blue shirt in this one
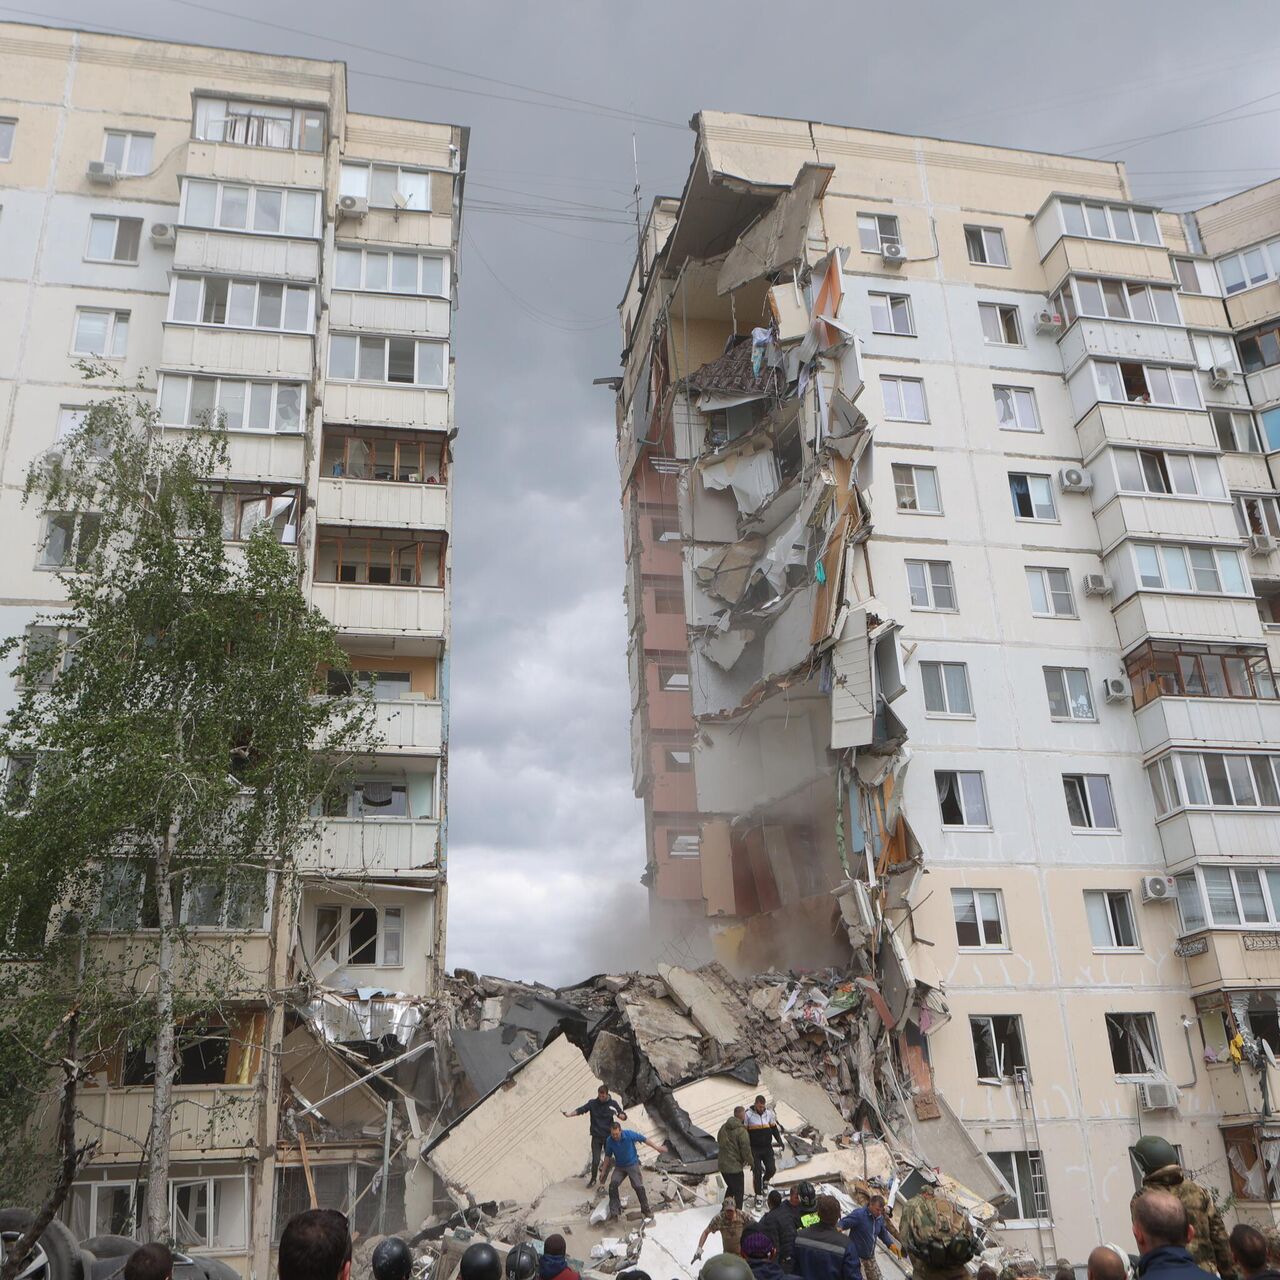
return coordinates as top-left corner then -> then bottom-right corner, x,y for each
838,1197 -> 899,1280
599,1121 -> 665,1220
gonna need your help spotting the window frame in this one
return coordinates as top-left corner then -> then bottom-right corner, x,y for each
1147,751 -> 1280,817
313,902 -> 406,968
1105,1011 -> 1164,1078
167,275 -> 314,335
970,1014 -> 1029,1084
1126,640 -> 1278,708
1084,890 -> 1141,951
1043,666 -> 1096,721
951,887 -> 1007,950
1174,864 -> 1280,932
1058,199 -> 1162,247
179,179 -> 322,239
920,660 -> 973,718
192,97 -> 325,153
906,559 -> 957,612
892,462 -> 942,515
993,384 -> 1041,432
314,531 -> 445,589
0,117 -> 14,163
1063,275 -> 1182,326
39,512 -> 102,571
71,308 -> 129,358
1025,566 -> 1077,619
1062,773 -> 1120,832
326,333 -> 449,390
1008,472 -> 1058,522
880,375 -> 929,423
84,215 -> 143,265
101,130 -> 154,176
1130,542 -> 1249,597
1110,446 -> 1226,500
978,301 -> 1023,346
1217,241 -> 1280,296
1091,359 -> 1202,409
1212,410 -> 1264,455
869,292 -> 915,337
936,770 -> 991,829
339,161 -> 433,212
989,1150 -> 1050,1225
857,212 -> 901,253
964,225 -> 1009,268
333,244 -> 450,298
157,374 -> 305,435
321,428 -> 446,485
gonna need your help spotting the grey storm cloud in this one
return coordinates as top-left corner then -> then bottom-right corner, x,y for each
32,0 -> 1280,982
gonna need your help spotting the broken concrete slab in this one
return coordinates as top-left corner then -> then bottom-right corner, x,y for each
770,1142 -> 894,1188
635,1204 -> 723,1280
615,988 -> 704,1087
759,1066 -> 847,1137
658,965 -> 742,1050
280,1024 -> 387,1134
587,1029 -> 634,1095
672,1074 -> 806,1142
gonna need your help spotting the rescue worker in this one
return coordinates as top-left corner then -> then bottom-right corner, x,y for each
371,1239 -> 414,1280
1132,1189 -> 1217,1280
460,1244 -> 503,1280
562,1083 -> 626,1184
758,1190 -> 800,1272
1131,1135 -> 1236,1280
793,1195 -> 861,1280
895,1183 -> 978,1280
745,1095 -> 786,1208
718,1105 -> 754,1209
506,1245 -> 540,1280
700,1256 -> 756,1280
838,1195 -> 901,1280
694,1193 -> 752,1261
794,1183 -> 820,1231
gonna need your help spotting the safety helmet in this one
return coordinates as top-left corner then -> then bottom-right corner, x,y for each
372,1238 -> 414,1280
699,1256 -> 754,1280
1132,1135 -> 1180,1175
460,1243 -> 503,1280
796,1181 -> 817,1209
504,1244 -> 540,1280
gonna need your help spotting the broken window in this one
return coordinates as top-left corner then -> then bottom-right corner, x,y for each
1236,494 -> 1280,539
1063,774 -> 1119,830
194,97 -> 324,152
857,212 -> 900,252
177,867 -> 268,931
893,464 -> 941,513
1008,473 -> 1056,521
348,908 -> 377,964
40,512 -> 101,570
936,771 -> 990,828
1240,325 -> 1280,374
313,903 -> 406,967
870,293 -> 914,336
880,375 -> 928,422
952,887 -> 1006,949
1025,567 -> 1075,618
652,586 -> 683,614
321,428 -> 444,483
978,302 -> 1021,345
657,662 -> 689,691
906,560 -> 956,611
664,748 -> 692,771
1126,641 -> 1277,707
273,1167 -> 350,1243
965,225 -> 1008,267
994,384 -> 1040,432
86,215 -> 142,264
668,829 -> 701,857
327,669 -> 413,699
208,486 -> 299,545
1044,667 -> 1095,720
921,661 -> 972,716
315,531 -> 443,588
970,1015 -> 1028,1082
1084,890 -> 1139,949
1105,1012 -> 1162,1075
989,1150 -> 1049,1222
1223,1126 -> 1280,1202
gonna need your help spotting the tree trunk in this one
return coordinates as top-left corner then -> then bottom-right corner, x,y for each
144,836 -> 177,1242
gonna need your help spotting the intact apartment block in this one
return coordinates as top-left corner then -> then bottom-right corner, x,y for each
0,23 -> 462,1275
614,112 -> 1280,1254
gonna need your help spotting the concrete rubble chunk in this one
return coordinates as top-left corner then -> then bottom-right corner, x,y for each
657,963 -> 742,1050
587,1029 -> 635,1094
615,987 -> 705,1086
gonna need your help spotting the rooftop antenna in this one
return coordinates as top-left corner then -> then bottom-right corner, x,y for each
632,131 -> 643,267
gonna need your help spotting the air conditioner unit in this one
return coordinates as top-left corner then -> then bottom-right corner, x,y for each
337,194 -> 369,219
880,241 -> 907,267
1058,465 -> 1093,494
1139,1080 -> 1180,1112
1035,309 -> 1064,334
86,159 -> 117,183
1102,675 -> 1130,703
1141,874 -> 1175,904
1211,365 -> 1235,389
1083,572 -> 1113,597
149,222 -> 176,246
1250,532 -> 1276,555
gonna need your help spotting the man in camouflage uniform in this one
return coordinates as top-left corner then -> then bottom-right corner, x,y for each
895,1185 -> 977,1280
1130,1136 -> 1236,1280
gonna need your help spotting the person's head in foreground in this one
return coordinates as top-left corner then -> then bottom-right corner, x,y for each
1232,1225 -> 1271,1279
742,1234 -> 776,1262
1086,1247 -> 1127,1280
1131,1190 -> 1190,1256
767,1190 -> 782,1211
279,1209 -> 353,1280
123,1244 -> 173,1280
815,1195 -> 840,1229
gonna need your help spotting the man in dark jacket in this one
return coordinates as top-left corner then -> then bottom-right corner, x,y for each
839,1196 -> 900,1280
758,1191 -> 800,1272
1132,1189 -> 1219,1280
1229,1225 -> 1280,1280
793,1196 -> 861,1280
1132,1135 -> 1235,1280
563,1084 -> 626,1184
538,1235 -> 579,1280
742,1231 -> 791,1280
718,1107 -> 754,1209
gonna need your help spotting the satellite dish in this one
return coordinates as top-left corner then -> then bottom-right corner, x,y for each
1264,1040 -> 1278,1070
391,191 -> 410,210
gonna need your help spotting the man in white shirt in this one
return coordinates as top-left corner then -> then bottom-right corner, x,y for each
744,1094 -> 785,1208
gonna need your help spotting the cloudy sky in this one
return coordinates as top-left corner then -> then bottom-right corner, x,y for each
20,0 -> 1280,983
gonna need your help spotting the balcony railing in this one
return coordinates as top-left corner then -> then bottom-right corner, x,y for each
303,817 -> 440,876
315,478 -> 447,530
78,1084 -> 258,1161
1157,809 -> 1280,865
173,229 -> 320,283
310,583 -> 445,640
1179,929 -> 1280,994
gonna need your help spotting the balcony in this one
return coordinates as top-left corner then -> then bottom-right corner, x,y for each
1076,403 -> 1218,456
1041,237 -> 1175,286
1245,366 -> 1280,410
304,817 -> 440,876
1221,452 -> 1273,492
1179,293 -> 1232,330
315,477 -> 447,531
1135,696 -> 1280,754
173,228 -> 320,283
161,326 -> 313,380
184,141 -> 323,188
1058,317 -> 1194,378
1157,809 -> 1280,864
321,381 -> 451,430
1179,929 -> 1280,994
371,697 -> 443,755
1227,282 -> 1280,330
309,582 -> 446,645
1114,592 -> 1264,650
328,292 -> 450,340
340,208 -> 455,253
77,1084 -> 258,1163
85,933 -> 272,997
1093,493 -> 1240,553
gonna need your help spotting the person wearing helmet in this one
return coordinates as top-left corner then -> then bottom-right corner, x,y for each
505,1244 -> 540,1280
895,1184 -> 978,1280
700,1255 -> 756,1280
372,1238 -> 414,1280
460,1242 -> 503,1280
1130,1135 -> 1235,1280
795,1184 -> 820,1231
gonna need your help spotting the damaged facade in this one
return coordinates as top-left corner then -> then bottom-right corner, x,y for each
0,22 -> 460,1275
614,111 -> 1280,1253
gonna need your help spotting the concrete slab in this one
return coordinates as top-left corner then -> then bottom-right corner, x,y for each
672,1075 -> 807,1140
659,966 -> 743,1048
635,1204 -> 723,1280
770,1143 -> 894,1188
616,989 -> 704,1086
759,1066 -> 847,1137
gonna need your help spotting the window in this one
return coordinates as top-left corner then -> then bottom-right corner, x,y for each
936,771 -> 990,827
653,587 -> 683,614
857,212 -> 900,252
40,513 -> 101,569
1008,473 -> 1056,521
880,376 -> 928,422
1237,494 -> 1280,539
1212,410 -> 1263,454
1106,1012 -> 1162,1075
892,463 -> 941,513
994,385 -> 1040,432
207,486 -> 299,545
72,309 -> 129,357
314,903 -> 405,967
178,868 -> 269,931
102,130 -> 153,175
22,625 -> 77,689
334,245 -> 449,296
870,293 -> 914,336
340,162 -> 431,211
658,663 -> 689,691
1026,567 -> 1076,618
951,887 -> 1005,948
1191,331 -> 1238,374
970,1015 -> 1027,1082
906,560 -> 956,611
921,661 -> 972,717
181,179 -> 320,238
193,97 -> 324,152
1174,865 -> 1280,930
327,334 -> 448,388
321,775 -> 422,819
1044,667 -> 1095,720
1059,199 -> 1160,246
1147,752 -> 1280,816
169,276 -> 313,333
1218,242 -> 1280,295
1174,257 -> 1206,294
67,1176 -> 247,1251
327,669 -> 413,699
1092,360 -> 1201,408
1239,324 -> 1280,374
1063,774 -> 1119,830
979,302 -> 1022,345
668,830 -> 701,857
0,118 -> 14,162
321,429 -> 445,484
664,748 -> 692,771
1126,640 -> 1278,708
158,375 -> 303,434
1085,891 -> 1139,949
315,531 -> 443,588
989,1151 -> 1049,1223
1112,448 -> 1225,498
85,216 -> 142,264
1131,543 -> 1248,595
965,225 -> 1008,267
1066,276 -> 1181,325
57,406 -> 110,460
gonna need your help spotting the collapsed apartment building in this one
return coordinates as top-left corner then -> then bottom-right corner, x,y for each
612,111 -> 1280,1251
